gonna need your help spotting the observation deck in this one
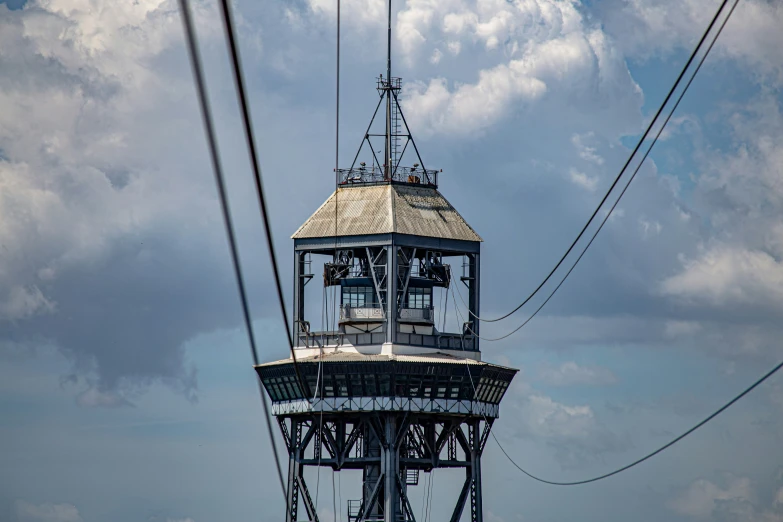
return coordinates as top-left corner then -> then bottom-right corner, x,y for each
337,164 -> 439,188
256,351 -> 516,418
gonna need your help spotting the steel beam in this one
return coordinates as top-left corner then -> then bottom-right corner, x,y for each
280,414 -> 488,522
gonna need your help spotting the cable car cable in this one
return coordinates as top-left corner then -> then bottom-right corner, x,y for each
456,0 -> 739,342
177,0 -> 286,499
466,0 -> 732,325
216,0 -> 308,395
454,293 -> 783,486
492,358 -> 783,485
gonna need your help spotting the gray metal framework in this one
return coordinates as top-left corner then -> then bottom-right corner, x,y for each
269,2 -> 512,521
258,357 -> 516,522
292,242 -> 480,351
279,413 -> 492,522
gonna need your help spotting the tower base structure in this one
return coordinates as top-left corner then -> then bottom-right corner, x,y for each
257,350 -> 517,522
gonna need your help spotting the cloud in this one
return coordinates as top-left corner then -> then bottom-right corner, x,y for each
537,361 -> 617,387
670,476 -> 755,518
568,168 -> 599,191
307,0 -> 386,28
661,246 -> 783,308
572,132 -> 605,165
659,96 -> 783,318
0,0 -> 246,403
391,0 -> 642,137
599,0 -> 783,84
503,380 -> 629,467
0,285 -> 56,321
13,500 -> 83,522
75,386 -> 134,408
670,475 -> 783,522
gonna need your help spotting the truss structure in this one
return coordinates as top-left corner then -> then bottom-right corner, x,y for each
280,412 -> 493,522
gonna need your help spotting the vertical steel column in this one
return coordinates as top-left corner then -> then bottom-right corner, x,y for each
470,419 -> 483,522
382,416 -> 399,522
363,419 -> 383,520
293,251 -> 306,346
386,245 -> 397,344
286,418 -> 302,522
468,252 -> 480,349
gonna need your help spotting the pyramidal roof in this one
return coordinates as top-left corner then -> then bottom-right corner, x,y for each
292,184 -> 482,242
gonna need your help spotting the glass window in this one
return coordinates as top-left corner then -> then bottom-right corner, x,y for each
365,374 -> 377,396
350,373 -> 363,395
409,376 -> 421,397
379,375 -> 390,395
336,375 -> 348,396
342,286 -> 377,307
407,287 -> 432,309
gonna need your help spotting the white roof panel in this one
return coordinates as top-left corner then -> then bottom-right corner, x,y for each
292,184 -> 482,242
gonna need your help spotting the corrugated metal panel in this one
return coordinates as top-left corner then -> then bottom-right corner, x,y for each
256,351 -> 495,367
393,185 -> 482,241
291,185 -> 393,239
291,185 -> 482,242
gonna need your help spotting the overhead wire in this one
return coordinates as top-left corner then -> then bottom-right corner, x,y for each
460,0 -> 739,342
320,2 -> 341,513
465,0 -> 732,325
215,0 -> 308,395
186,0 -> 749,503
176,0 -> 286,499
451,262 -> 783,485
332,0 -> 341,341
454,291 -> 783,486
494,358 -> 783,485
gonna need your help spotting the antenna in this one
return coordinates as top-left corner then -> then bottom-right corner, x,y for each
384,0 -> 392,179
340,0 -> 436,187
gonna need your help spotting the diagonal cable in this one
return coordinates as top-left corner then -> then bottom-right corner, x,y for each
454,284 -> 783,486
177,0 -> 287,500
216,0 -> 308,396
493,358 -> 783,485
469,0 -> 731,324
463,0 -> 739,342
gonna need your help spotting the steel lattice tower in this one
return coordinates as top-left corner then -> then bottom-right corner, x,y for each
256,3 -> 517,520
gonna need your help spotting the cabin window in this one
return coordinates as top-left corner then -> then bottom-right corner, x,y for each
407,287 -> 432,309
342,286 -> 377,307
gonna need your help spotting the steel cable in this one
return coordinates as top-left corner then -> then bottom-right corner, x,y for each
492,358 -> 783,485
455,293 -> 783,486
466,0 -> 732,325
177,0 -> 286,499
459,0 -> 739,342
216,0 -> 308,394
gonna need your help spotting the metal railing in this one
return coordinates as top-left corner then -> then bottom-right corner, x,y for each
398,307 -> 434,323
337,165 -> 438,187
347,500 -> 362,521
340,305 -> 385,322
297,318 -> 477,350
297,330 -> 344,348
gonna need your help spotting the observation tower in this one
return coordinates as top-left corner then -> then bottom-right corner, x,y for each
256,3 -> 517,520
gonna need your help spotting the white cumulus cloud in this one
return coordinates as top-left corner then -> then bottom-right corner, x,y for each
538,361 -> 617,387
13,500 -> 83,522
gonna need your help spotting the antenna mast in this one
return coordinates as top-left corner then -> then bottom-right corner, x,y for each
384,0 -> 392,179
339,0 -> 435,186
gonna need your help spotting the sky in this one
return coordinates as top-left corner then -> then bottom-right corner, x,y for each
1,0 -> 783,521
